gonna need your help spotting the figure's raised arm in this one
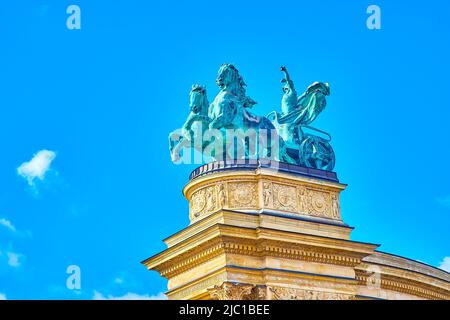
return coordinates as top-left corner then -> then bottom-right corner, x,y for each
280,66 -> 293,84
280,66 -> 298,114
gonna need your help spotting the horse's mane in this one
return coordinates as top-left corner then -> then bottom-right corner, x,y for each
221,64 -> 257,108
190,83 -> 206,94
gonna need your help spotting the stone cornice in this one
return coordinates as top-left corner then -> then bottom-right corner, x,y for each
364,251 -> 450,283
162,209 -> 353,249
356,269 -> 449,300
145,227 -> 377,278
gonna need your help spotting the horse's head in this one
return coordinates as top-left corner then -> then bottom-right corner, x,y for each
216,63 -> 244,91
216,64 -> 256,109
189,84 -> 209,115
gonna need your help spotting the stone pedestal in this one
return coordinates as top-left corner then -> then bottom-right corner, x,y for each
142,162 -> 450,300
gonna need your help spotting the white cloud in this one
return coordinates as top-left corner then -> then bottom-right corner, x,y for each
0,218 -> 16,232
17,149 -> 56,186
114,277 -> 124,285
92,290 -> 166,300
438,256 -> 450,272
0,293 -> 6,300
6,251 -> 22,267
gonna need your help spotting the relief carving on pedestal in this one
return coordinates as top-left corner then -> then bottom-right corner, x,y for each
191,189 -> 207,218
190,185 -> 217,218
331,192 -> 341,219
272,183 -> 297,212
189,177 -> 341,222
269,182 -> 335,220
307,189 -> 331,218
217,183 -> 227,208
262,182 -> 272,207
205,187 -> 216,212
297,186 -> 308,213
228,182 -> 258,209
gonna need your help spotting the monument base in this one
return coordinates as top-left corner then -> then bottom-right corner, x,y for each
143,162 -> 450,300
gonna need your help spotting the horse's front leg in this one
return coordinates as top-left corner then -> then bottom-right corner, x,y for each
209,114 -> 225,130
209,99 -> 236,130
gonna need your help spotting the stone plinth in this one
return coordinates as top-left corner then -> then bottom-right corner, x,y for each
185,161 -> 344,226
142,162 -> 450,300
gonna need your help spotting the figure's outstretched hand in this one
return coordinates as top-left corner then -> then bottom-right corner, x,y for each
280,66 -> 287,72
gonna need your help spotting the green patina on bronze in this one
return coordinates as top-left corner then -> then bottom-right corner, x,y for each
169,64 -> 335,171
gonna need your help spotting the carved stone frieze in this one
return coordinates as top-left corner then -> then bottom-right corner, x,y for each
187,173 -> 344,223
262,182 -> 273,207
307,189 -> 331,218
209,283 -> 354,300
269,286 -> 354,300
272,183 -> 297,212
208,282 -> 257,300
228,182 -> 258,209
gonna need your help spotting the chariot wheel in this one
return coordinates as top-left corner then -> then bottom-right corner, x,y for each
299,135 -> 335,171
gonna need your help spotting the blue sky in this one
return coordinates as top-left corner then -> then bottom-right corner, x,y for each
0,0 -> 449,299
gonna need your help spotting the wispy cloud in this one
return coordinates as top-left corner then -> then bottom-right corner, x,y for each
438,257 -> 450,272
0,217 -> 27,270
17,149 -> 56,186
0,218 -> 16,233
0,293 -> 6,300
437,195 -> 450,209
6,251 -> 22,267
92,291 -> 166,300
110,271 -> 139,288
0,249 -> 23,268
